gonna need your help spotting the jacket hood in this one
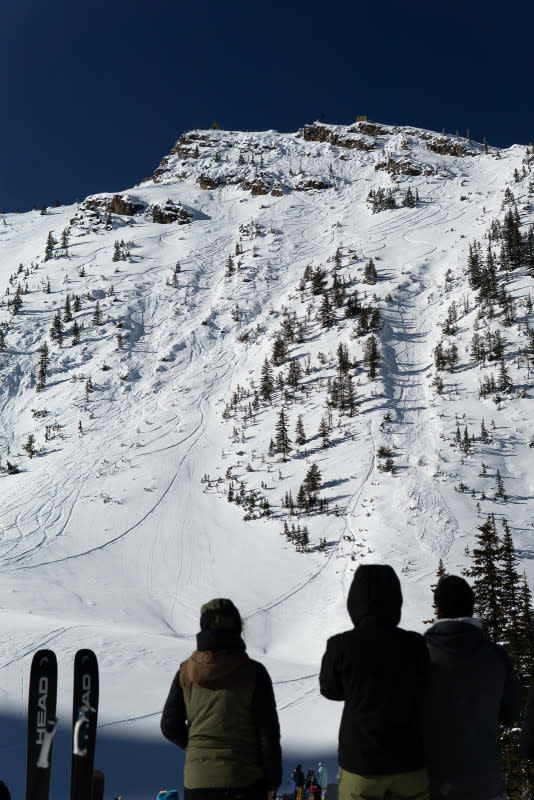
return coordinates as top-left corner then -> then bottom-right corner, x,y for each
347,564 -> 402,627
182,648 -> 250,687
425,618 -> 487,658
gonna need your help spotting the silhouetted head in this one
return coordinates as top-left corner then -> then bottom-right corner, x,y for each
200,598 -> 242,633
434,575 -> 475,619
347,564 -> 402,627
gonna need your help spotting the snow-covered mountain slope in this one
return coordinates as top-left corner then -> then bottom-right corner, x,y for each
1,119 -> 533,794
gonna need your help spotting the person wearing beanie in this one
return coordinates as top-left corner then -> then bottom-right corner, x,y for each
319,564 -> 430,800
423,575 -> 520,800
161,598 -> 282,800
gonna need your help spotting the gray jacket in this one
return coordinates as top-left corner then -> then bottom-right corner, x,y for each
423,618 -> 520,800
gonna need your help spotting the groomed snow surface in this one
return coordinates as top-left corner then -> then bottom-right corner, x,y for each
0,121 -> 533,798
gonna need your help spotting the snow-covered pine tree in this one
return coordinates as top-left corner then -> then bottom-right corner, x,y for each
274,408 -> 291,461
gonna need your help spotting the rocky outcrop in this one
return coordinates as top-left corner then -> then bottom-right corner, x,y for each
108,195 -> 144,216
198,175 -> 221,190
241,178 -> 268,196
302,124 -> 375,151
375,158 -> 432,177
150,200 -> 192,224
294,178 -> 331,191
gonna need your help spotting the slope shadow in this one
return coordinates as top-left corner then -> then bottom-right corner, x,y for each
0,712 -> 338,800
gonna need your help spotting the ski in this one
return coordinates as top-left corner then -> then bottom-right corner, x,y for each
70,649 -> 99,800
25,649 -> 58,800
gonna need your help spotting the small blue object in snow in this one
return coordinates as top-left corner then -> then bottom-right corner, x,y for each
157,792 -> 179,800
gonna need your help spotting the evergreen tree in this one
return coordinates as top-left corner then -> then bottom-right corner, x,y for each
44,231 -> 56,261
36,342 -> 49,391
92,301 -> 102,326
363,258 -> 377,284
364,334 -> 381,380
286,359 -> 302,390
50,311 -> 63,347
0,328 -> 5,352
72,319 -> 81,345
320,292 -> 334,328
295,414 -> 306,446
11,285 -> 23,315
63,293 -> 72,322
271,334 -> 288,366
23,434 -> 36,458
274,408 -> 291,461
112,241 -> 122,262
318,415 -> 330,448
260,358 -> 274,402
464,515 -> 502,641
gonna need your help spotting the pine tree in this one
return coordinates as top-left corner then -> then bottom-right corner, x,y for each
260,358 -> 274,402
60,228 -> 70,254
464,515 -> 502,641
363,258 -> 377,284
295,414 -> 306,446
320,293 -> 334,328
11,284 -> 23,315
286,359 -> 302,390
44,232 -> 56,261
23,434 -> 36,458
495,468 -> 506,500
92,301 -> 102,326
112,241 -> 122,262
72,319 -> 80,345
318,415 -> 330,448
63,293 -> 72,322
364,334 -> 381,380
0,328 -> 5,352
274,408 -> 291,461
50,311 -> 63,347
36,342 -> 49,391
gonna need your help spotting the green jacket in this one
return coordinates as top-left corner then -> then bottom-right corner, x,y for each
161,631 -> 282,790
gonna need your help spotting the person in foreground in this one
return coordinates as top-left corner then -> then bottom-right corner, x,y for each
160,598 -> 282,800
319,564 -> 430,800
423,575 -> 521,800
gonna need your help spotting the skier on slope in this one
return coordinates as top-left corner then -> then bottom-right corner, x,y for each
160,598 -> 282,800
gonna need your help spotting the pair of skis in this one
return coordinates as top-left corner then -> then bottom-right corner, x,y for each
26,649 -> 99,800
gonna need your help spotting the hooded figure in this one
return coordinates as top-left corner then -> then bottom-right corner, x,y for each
161,599 -> 282,800
319,565 -> 430,800
424,575 -> 520,800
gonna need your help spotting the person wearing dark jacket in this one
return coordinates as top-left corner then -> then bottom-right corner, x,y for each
521,686 -> 534,758
424,575 -> 521,800
161,598 -> 282,800
319,564 -> 430,800
293,766 -> 305,800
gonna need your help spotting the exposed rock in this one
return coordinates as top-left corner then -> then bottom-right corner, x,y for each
375,158 -> 431,177
355,122 -> 388,137
426,138 -> 474,157
294,178 -> 331,191
241,178 -> 268,196
198,175 -> 221,190
108,195 -> 144,216
149,200 -> 192,224
301,124 -> 375,151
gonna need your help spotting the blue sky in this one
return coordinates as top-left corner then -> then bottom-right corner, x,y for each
0,0 -> 532,211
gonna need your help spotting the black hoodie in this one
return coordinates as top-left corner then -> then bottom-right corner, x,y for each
423,618 -> 520,800
319,564 -> 429,775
